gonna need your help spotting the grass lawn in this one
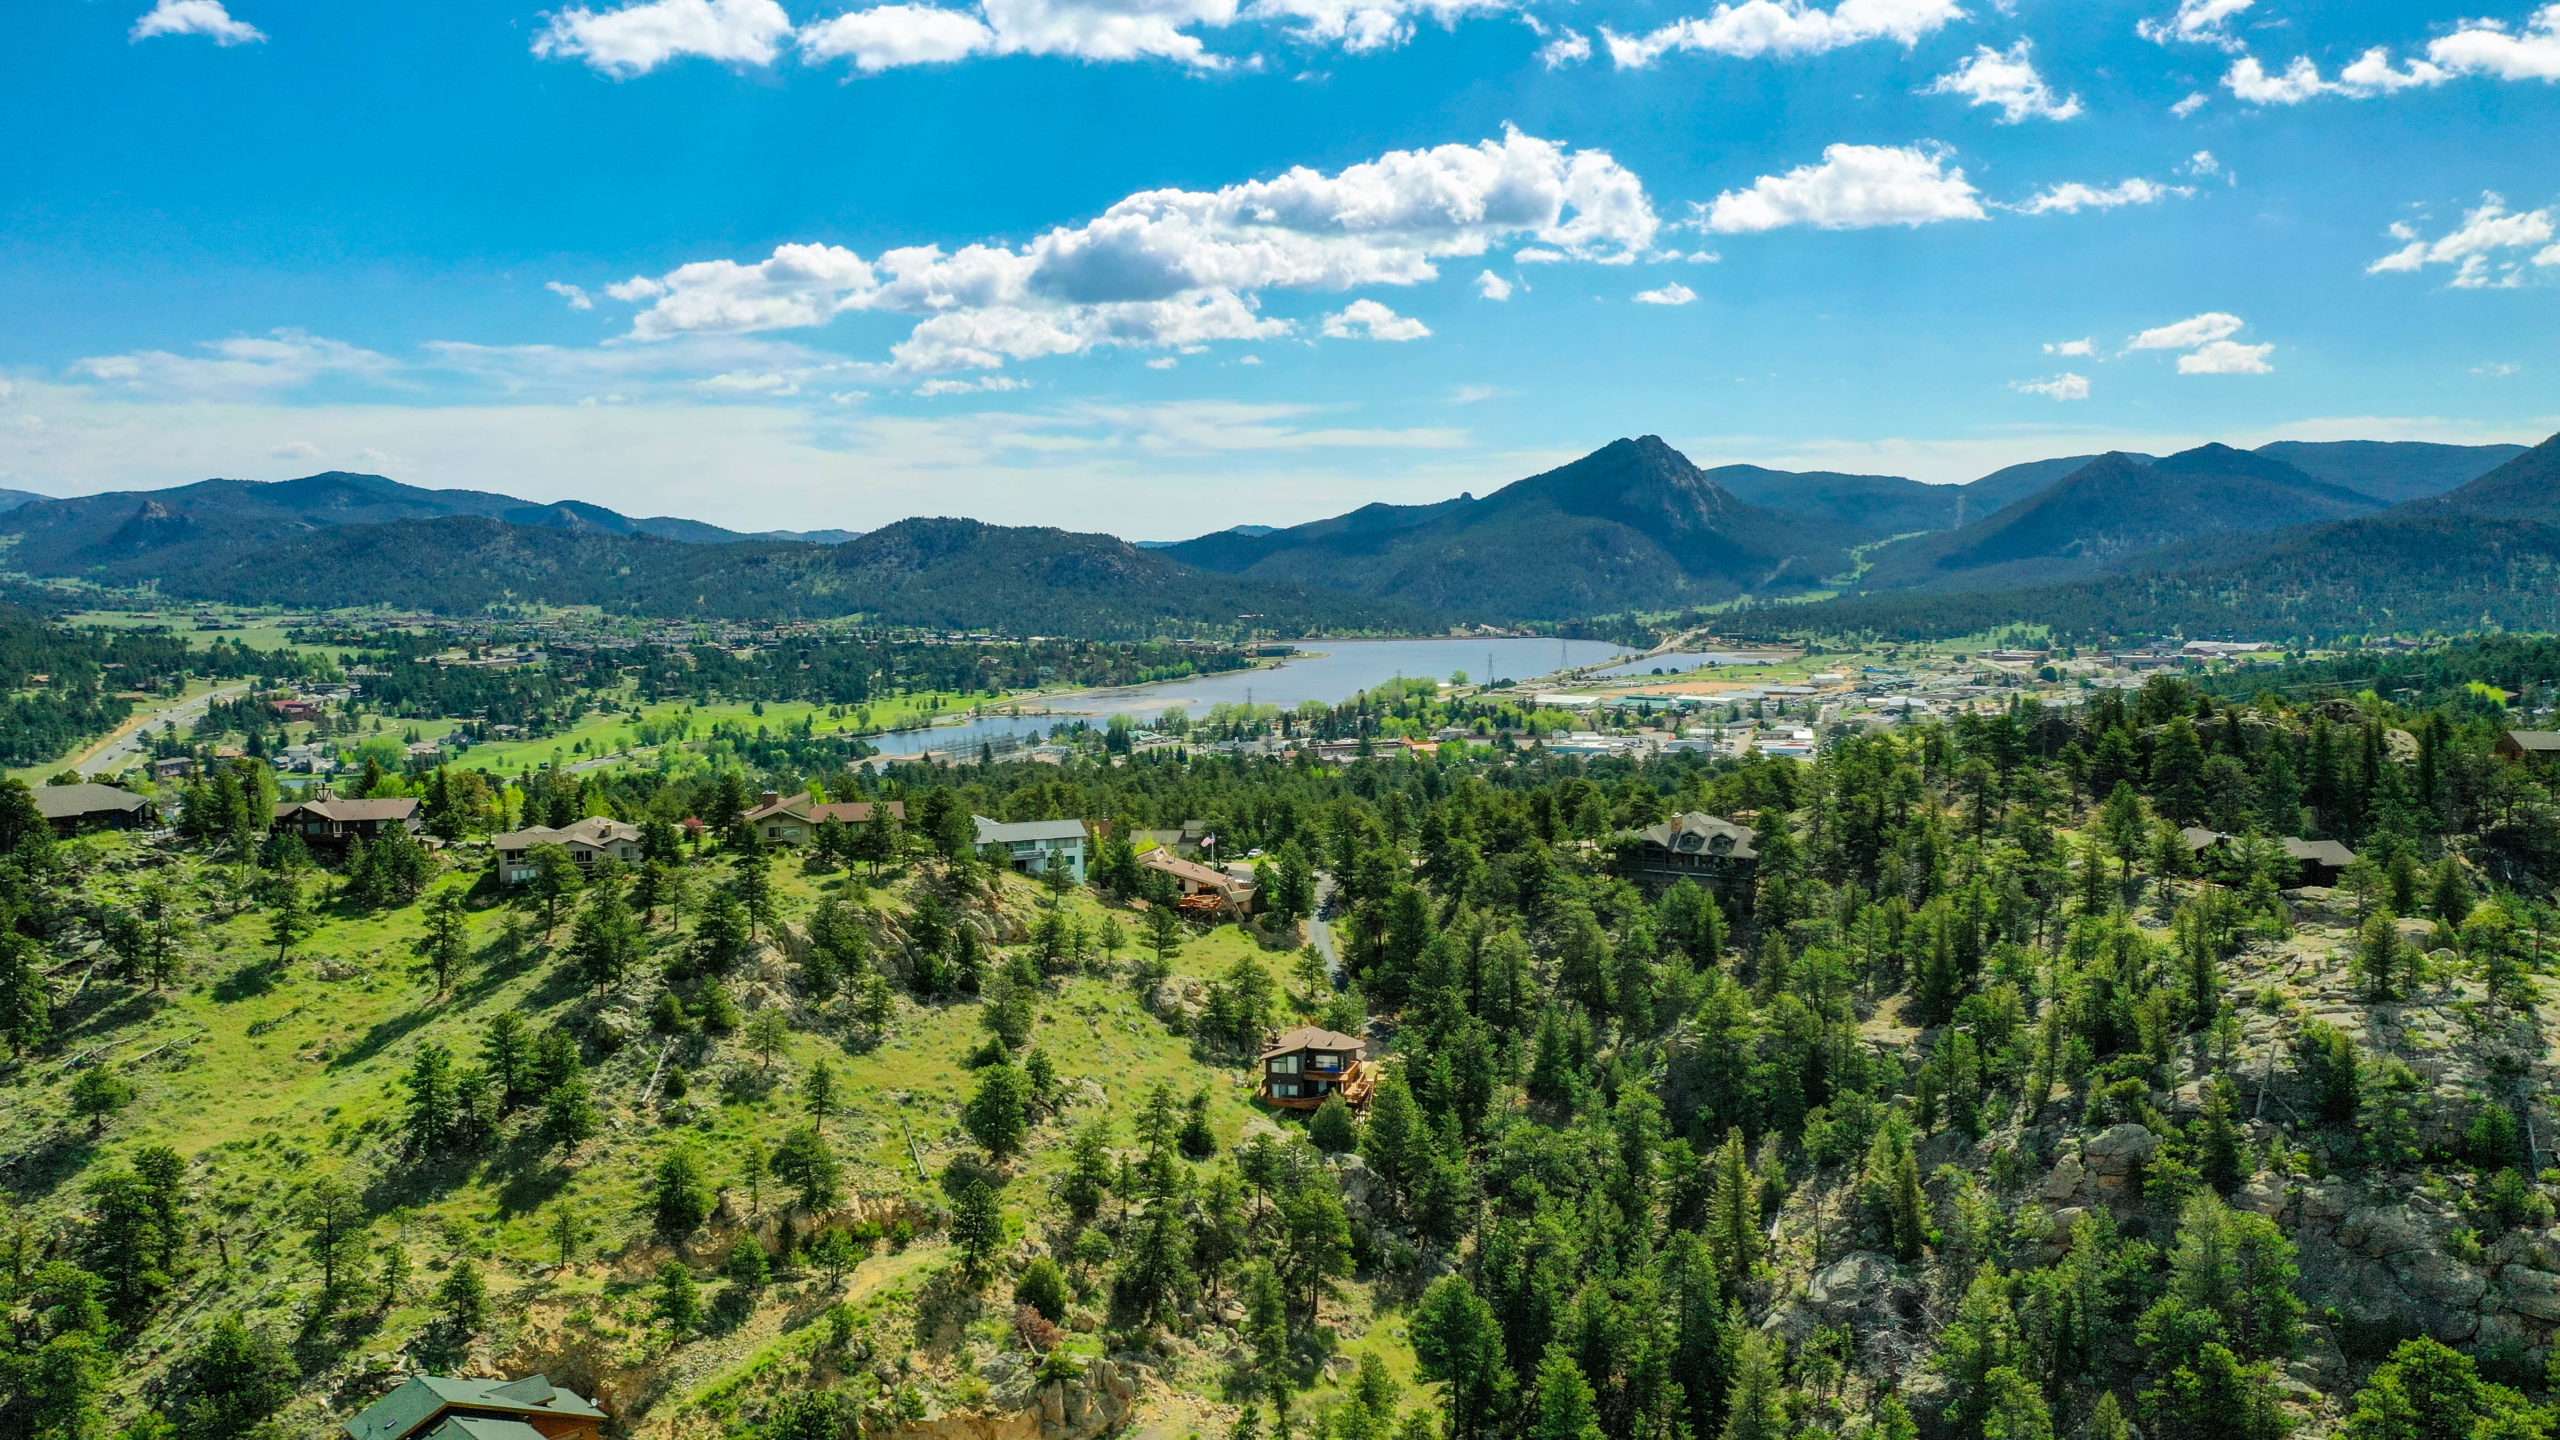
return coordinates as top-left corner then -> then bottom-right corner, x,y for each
448,690 -> 1016,774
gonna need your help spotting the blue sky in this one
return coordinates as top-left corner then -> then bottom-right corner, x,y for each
1,0 -> 2555,536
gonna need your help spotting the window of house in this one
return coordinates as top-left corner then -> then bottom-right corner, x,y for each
1270,1054 -> 1300,1074
1271,1081 -> 1301,1097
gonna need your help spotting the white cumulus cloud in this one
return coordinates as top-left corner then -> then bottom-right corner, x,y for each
2010,372 -> 2090,400
1475,270 -> 1515,301
1601,0 -> 1962,69
2124,312 -> 2273,373
1633,281 -> 1698,304
2044,337 -> 2095,356
2128,311 -> 2245,350
1321,298 -> 1432,340
2428,4 -> 2560,82
130,0 -> 265,44
1925,41 -> 2082,123
2137,0 -> 2250,50
546,282 -> 597,311
2178,340 -> 2274,374
2007,176 -> 2192,215
533,0 -> 795,77
1537,26 -> 1592,65
2366,193 -> 2556,288
596,129 -> 1653,373
1698,143 -> 1985,233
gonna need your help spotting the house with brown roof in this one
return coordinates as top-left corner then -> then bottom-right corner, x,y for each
35,783 -> 154,835
273,794 -> 423,852
1260,1026 -> 1375,1110
2497,730 -> 2560,765
492,816 -> 644,884
740,791 -> 906,846
1138,847 -> 1257,919
343,1373 -> 606,1440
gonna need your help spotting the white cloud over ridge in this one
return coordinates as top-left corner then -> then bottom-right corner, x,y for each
2010,372 -> 2090,400
1633,282 -> 1698,305
1925,41 -> 2082,123
603,129 -> 1655,371
2125,312 -> 2274,374
72,330 -> 398,398
1698,143 -> 1985,233
2367,194 -> 2557,289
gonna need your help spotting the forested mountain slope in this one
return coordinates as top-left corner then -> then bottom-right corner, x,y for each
5,652 -> 2560,1440
1166,436 -> 1849,618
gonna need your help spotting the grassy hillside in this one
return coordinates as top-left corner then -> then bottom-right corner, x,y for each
0,827 -> 1361,1438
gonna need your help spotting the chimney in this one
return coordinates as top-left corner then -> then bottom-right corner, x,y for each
759,791 -> 781,809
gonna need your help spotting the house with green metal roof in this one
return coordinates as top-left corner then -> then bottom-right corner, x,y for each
344,1374 -> 606,1440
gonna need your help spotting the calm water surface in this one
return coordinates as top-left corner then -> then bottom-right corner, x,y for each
868,636 -> 1632,756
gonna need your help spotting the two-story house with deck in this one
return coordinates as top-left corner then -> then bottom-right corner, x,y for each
1259,1026 -> 1376,1110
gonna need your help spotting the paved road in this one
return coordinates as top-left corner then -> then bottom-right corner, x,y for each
78,682 -> 253,778
1306,871 -> 1343,984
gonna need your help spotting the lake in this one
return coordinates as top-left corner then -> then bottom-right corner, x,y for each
867,635 -> 1633,757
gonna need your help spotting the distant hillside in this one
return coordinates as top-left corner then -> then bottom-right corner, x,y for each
1751,432 -> 2560,641
1165,437 -> 1847,619
1860,443 -> 2385,592
0,471 -> 847,578
103,512 -> 1427,637
2254,439 -> 2525,504
0,489 -> 46,514
1164,497 -> 1476,572
1701,465 -> 1957,542
1139,523 -> 1273,551
1954,454 -> 2129,519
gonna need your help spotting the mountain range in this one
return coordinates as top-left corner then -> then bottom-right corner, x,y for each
0,434 -> 2537,638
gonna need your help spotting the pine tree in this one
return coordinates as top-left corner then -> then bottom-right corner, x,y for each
1705,1128 -> 1760,1289
1530,1345 -> 1604,1440
2198,1080 -> 2244,1195
951,1177 -> 1003,1279
414,889 -> 470,996
1718,1331 -> 1786,1440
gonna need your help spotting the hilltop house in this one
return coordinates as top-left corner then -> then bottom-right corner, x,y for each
272,795 -> 422,853
492,816 -> 645,884
1616,812 -> 1759,906
1138,847 -> 1257,919
2178,828 -> 2359,888
34,783 -> 154,835
344,1373 -> 607,1440
973,816 -> 1089,883
1260,1026 -> 1376,1109
740,791 -> 906,846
